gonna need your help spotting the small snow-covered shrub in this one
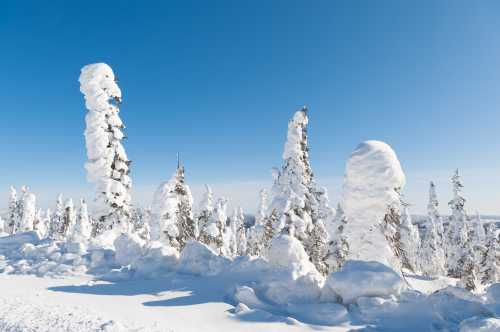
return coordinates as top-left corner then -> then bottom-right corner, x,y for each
265,234 -> 317,277
178,240 -> 229,276
324,260 -> 406,304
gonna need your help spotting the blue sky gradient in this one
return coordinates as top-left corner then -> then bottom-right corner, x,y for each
1,1 -> 499,213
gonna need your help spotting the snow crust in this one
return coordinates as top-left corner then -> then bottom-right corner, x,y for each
342,140 -> 405,269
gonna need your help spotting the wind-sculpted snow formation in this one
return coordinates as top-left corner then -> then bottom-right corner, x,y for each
342,140 -> 406,270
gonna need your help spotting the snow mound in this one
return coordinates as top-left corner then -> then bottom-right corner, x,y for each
265,234 -> 317,278
114,233 -> 145,267
324,260 -> 406,304
459,317 -> 500,332
342,140 -> 405,269
132,241 -> 179,278
486,283 -> 500,304
178,240 -> 229,276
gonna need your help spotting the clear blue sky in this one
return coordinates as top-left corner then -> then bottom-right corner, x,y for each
1,1 -> 499,214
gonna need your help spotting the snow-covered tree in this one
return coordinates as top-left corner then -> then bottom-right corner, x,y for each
342,141 -> 406,271
399,198 -> 420,272
19,188 -> 36,232
0,217 -> 5,234
150,164 -> 195,250
470,212 -> 486,246
72,199 -> 92,241
79,63 -> 132,235
196,185 -> 214,240
446,169 -> 470,278
6,186 -> 21,234
235,207 -> 247,256
262,211 -> 277,251
309,219 -> 329,275
267,107 -> 331,255
427,181 -> 445,245
382,203 -> 411,273
326,203 -> 349,273
480,224 -> 499,285
227,209 -> 239,257
199,198 -> 227,255
459,248 -> 480,291
60,198 -> 76,238
247,189 -> 268,256
420,205 -> 446,276
49,194 -> 65,240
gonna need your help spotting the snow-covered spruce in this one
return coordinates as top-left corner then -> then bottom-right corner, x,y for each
247,189 -> 268,256
150,163 -> 195,251
19,188 -> 37,232
267,107 -> 332,260
342,140 -> 406,271
326,203 -> 349,273
71,199 -> 92,241
79,63 -> 132,236
398,197 -> 420,272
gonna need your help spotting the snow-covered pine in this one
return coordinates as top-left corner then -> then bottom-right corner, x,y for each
196,184 -> 214,241
427,181 -> 445,246
446,169 -> 470,278
382,203 -> 409,273
398,198 -> 420,272
151,164 -> 195,250
0,217 -> 4,234
60,198 -> 76,239
79,63 -> 132,236
227,209 -> 239,257
458,247 -> 480,291
326,203 -> 349,273
262,210 -> 277,250
41,208 -> 52,239
479,224 -> 499,285
420,189 -> 446,276
235,207 -> 247,256
19,189 -> 36,232
470,212 -> 486,246
72,199 -> 92,241
247,189 -> 268,256
48,194 -> 65,240
199,198 -> 227,255
33,208 -> 42,234
309,219 -> 329,275
7,186 -> 21,234
267,107 -> 330,256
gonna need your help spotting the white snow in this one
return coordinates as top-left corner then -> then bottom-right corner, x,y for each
324,260 -> 406,304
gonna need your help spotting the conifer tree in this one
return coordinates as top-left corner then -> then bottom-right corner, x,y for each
326,203 -> 349,273
446,169 -> 470,278
7,186 -> 21,234
428,181 -> 445,246
130,207 -> 150,240
235,207 -> 247,256
382,201 -> 412,273
267,107 -> 332,256
0,217 -> 5,234
151,163 -> 195,250
247,189 -> 268,256
49,194 -> 65,240
199,198 -> 227,255
399,198 -> 420,272
480,224 -> 499,285
19,188 -> 36,232
459,247 -> 480,291
72,199 -> 92,241
60,198 -> 76,238
79,63 -> 132,235
309,219 -> 329,275
197,185 -> 214,241
420,211 -> 446,276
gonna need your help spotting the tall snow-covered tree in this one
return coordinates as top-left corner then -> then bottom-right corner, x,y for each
428,181 -> 445,246
227,209 -> 239,257
235,207 -> 247,256
446,169 -> 470,278
197,185 -> 214,241
420,208 -> 446,277
247,189 -> 268,256
150,164 -> 195,250
49,194 -> 65,240
19,188 -> 36,232
79,63 -> 132,235
399,198 -> 420,272
7,186 -> 21,234
480,224 -> 499,285
382,203 -> 411,273
60,198 -> 76,238
459,248 -> 480,291
267,107 -> 331,255
326,203 -> 349,273
72,199 -> 92,241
